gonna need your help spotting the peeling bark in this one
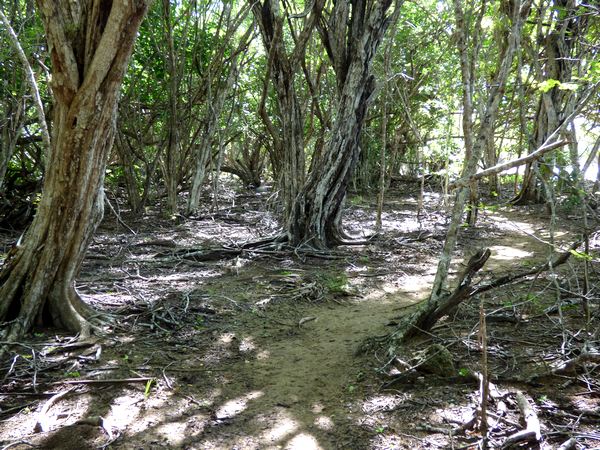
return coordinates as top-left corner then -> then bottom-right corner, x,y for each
286,0 -> 401,248
0,1 -> 149,344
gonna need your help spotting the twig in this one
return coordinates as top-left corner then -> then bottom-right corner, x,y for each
54,377 -> 152,385
0,401 -> 38,416
34,387 -> 76,432
103,192 -> 136,235
557,437 -> 577,450
0,441 -> 37,450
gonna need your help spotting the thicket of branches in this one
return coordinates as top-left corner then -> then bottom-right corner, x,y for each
0,0 -> 599,342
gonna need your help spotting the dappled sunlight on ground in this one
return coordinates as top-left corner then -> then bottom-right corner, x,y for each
215,391 -> 263,420
489,244 -> 534,261
3,187 -> 597,449
284,432 -> 324,449
260,409 -> 299,442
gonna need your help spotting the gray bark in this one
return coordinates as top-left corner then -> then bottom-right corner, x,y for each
513,0 -> 589,204
429,0 -> 531,303
0,8 -> 50,156
252,0 -> 319,222
286,0 -> 401,248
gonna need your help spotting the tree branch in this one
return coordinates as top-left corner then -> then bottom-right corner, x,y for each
0,9 -> 51,154
449,81 -> 600,191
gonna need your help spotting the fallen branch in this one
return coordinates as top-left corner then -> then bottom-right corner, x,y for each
501,392 -> 541,448
551,352 -> 600,376
449,81 -> 599,191
388,248 -> 492,343
34,387 -> 76,432
471,241 -> 580,297
449,140 -> 569,190
55,377 -> 153,385
371,241 -> 580,349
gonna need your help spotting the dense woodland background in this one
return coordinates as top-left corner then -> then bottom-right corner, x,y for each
1,0 -> 600,449
1,0 -> 598,228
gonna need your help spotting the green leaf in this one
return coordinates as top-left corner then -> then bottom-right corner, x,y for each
569,249 -> 592,261
538,79 -> 560,93
144,379 -> 155,399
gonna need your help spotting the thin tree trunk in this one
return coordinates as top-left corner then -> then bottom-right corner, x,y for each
0,1 -> 148,344
0,100 -> 24,192
187,54 -> 241,214
429,0 -> 530,303
513,0 -> 587,204
187,6 -> 252,214
0,8 -> 50,157
114,131 -> 142,214
252,0 -> 319,223
162,0 -> 181,215
376,35 -> 393,231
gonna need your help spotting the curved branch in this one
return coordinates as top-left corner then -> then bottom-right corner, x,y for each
0,9 -> 51,154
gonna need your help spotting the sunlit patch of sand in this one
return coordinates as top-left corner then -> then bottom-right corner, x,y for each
285,433 -> 323,449
489,245 -> 534,261
215,391 -> 263,419
239,336 -> 256,352
314,415 -> 334,430
260,410 -> 299,442
218,332 -> 236,344
256,349 -> 271,360
156,421 -> 187,445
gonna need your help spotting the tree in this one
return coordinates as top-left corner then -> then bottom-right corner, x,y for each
251,0 -> 320,222
0,1 -> 149,343
187,1 -> 253,214
384,0 -> 532,344
0,7 -> 50,159
513,0 -> 591,204
285,0 -> 402,248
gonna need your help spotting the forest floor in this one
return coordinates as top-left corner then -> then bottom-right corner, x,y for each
1,180 -> 599,449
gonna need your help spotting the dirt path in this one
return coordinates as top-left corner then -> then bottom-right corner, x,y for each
1,192 -> 597,450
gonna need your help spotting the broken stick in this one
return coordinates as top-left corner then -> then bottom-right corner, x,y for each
501,392 -> 541,448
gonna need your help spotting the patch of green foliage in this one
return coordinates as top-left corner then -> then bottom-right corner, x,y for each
318,271 -> 349,295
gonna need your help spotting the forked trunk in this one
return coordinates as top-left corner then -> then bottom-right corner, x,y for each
286,0 -> 398,248
287,74 -> 376,247
0,1 -> 148,343
252,0 -> 312,223
513,0 -> 585,204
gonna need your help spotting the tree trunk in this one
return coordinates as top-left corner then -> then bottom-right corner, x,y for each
286,0 -> 400,248
0,1 -> 148,343
0,100 -> 24,193
161,0 -> 181,215
114,131 -> 142,214
187,54 -> 241,214
428,0 -> 530,303
513,0 -> 586,204
252,0 -> 315,223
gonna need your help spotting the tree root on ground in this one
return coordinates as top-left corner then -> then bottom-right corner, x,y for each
358,241 -> 581,355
